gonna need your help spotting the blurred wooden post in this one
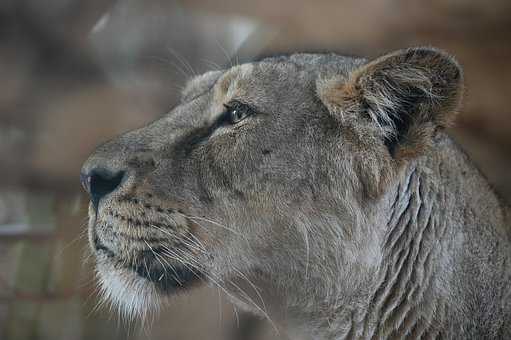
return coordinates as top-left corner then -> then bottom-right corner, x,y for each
4,192 -> 55,340
36,194 -> 85,340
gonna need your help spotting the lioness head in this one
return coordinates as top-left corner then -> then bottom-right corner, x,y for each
82,47 -> 462,322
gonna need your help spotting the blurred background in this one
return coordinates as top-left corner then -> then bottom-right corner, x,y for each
0,0 -> 510,339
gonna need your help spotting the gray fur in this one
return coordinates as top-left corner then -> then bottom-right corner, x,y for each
82,47 -> 511,338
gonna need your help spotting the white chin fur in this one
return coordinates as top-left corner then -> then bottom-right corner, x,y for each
96,260 -> 163,321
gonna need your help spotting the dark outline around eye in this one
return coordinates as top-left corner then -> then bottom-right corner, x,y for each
222,101 -> 255,125
185,100 -> 256,148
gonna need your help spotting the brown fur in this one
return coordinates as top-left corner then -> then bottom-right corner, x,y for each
82,47 -> 510,339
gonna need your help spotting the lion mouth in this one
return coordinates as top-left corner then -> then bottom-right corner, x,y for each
89,195 -> 208,294
130,248 -> 204,293
94,234 -> 204,293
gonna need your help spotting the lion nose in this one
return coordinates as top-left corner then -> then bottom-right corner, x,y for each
80,168 -> 125,209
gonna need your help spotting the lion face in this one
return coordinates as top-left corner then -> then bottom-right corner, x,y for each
82,49 -> 462,320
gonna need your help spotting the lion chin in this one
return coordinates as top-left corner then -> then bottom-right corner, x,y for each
96,261 -> 161,320
95,248 -> 204,321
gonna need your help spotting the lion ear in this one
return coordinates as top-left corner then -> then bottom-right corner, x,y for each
319,47 -> 463,159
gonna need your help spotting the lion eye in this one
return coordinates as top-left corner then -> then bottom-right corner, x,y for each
223,101 -> 254,124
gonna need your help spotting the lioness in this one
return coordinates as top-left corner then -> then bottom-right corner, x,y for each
81,47 -> 511,339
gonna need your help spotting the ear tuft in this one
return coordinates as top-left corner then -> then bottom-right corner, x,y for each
319,47 -> 464,159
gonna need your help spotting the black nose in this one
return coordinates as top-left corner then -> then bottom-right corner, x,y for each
80,168 -> 125,210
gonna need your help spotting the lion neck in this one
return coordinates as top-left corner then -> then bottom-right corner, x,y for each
284,134 -> 511,339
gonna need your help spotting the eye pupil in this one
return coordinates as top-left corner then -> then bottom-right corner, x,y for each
224,101 -> 254,124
